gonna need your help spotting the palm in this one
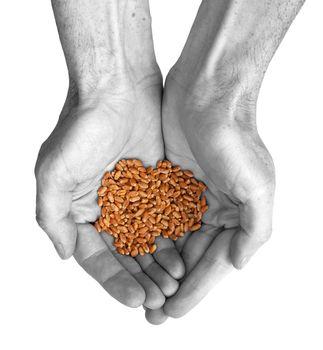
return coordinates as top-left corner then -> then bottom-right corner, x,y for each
38,73 -> 164,222
67,85 -> 164,225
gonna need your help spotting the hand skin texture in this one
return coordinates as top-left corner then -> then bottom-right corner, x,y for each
35,0 -> 184,310
145,0 -> 305,324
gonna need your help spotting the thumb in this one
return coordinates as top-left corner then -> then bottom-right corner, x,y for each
230,186 -> 275,269
35,162 -> 77,259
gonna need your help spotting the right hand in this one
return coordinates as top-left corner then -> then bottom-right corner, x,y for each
35,70 -> 184,309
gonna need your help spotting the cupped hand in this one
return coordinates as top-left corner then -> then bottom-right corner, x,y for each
145,70 -> 275,322
35,71 -> 184,309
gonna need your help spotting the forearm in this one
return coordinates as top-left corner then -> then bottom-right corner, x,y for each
52,0 -> 158,98
174,0 -> 305,104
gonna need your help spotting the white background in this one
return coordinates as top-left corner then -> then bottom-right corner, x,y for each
0,1 -> 322,349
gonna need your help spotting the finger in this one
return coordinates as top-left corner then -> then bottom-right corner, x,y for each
35,164 -> 77,259
135,273 -> 166,310
181,225 -> 223,274
174,232 -> 191,253
230,187 -> 274,269
101,234 -> 165,309
153,237 -> 185,279
74,224 -> 145,308
145,307 -> 168,325
135,253 -> 179,297
164,229 -> 236,318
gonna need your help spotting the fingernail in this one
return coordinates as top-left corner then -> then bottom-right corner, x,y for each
240,255 -> 251,269
55,243 -> 66,259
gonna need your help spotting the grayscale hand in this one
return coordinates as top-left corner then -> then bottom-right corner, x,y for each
145,0 -> 305,323
35,0 -> 184,310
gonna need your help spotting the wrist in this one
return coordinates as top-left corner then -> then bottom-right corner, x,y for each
171,48 -> 262,109
169,62 -> 258,128
69,61 -> 161,106
53,0 -> 159,97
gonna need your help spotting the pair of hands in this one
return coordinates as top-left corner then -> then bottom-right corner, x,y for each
34,0 -> 311,325
35,61 -> 275,323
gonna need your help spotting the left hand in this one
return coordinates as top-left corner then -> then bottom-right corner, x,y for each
144,66 -> 275,323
